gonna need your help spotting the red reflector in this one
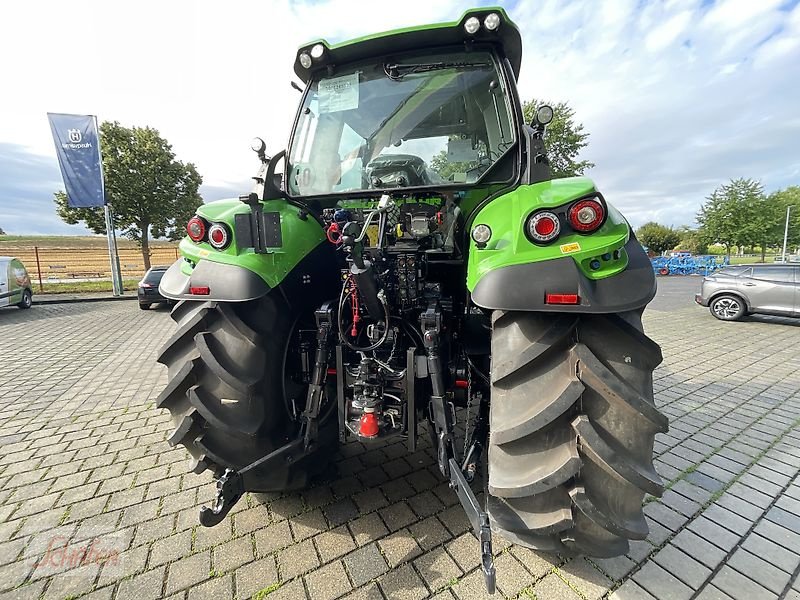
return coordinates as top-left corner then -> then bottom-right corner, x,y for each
326,368 -> 337,375
534,217 -> 556,236
189,286 -> 210,295
545,293 -> 579,305
454,379 -> 469,389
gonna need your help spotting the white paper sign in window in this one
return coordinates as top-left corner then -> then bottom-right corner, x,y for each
318,73 -> 359,113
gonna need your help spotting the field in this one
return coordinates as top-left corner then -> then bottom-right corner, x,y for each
0,235 -> 179,293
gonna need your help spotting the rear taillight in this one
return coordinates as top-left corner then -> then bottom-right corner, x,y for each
187,216 -> 207,242
208,223 -> 231,250
546,293 -> 580,305
526,211 -> 561,243
568,198 -> 605,233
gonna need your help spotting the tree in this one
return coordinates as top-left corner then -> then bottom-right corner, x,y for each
696,178 -> 768,259
54,121 -> 203,269
769,186 -> 800,253
676,225 -> 709,255
636,222 -> 681,254
0,226 -> 5,235
522,100 -> 594,178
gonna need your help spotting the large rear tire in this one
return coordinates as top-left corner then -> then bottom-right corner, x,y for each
487,310 -> 667,557
156,295 -> 334,491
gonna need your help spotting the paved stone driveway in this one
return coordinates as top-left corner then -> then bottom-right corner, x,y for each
0,296 -> 798,600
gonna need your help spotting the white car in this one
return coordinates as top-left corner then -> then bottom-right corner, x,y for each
0,256 -> 33,309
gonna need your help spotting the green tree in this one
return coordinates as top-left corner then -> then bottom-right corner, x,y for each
522,100 -> 594,178
676,225 -> 709,255
636,222 -> 681,254
697,178 -> 767,259
769,186 -> 800,253
54,121 -> 203,269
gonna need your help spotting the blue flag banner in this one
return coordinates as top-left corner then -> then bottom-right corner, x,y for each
47,113 -> 105,208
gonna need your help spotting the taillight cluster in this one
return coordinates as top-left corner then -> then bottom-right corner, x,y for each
186,216 -> 231,250
524,196 -> 605,245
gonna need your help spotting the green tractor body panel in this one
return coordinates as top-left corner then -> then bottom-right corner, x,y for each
294,7 -> 522,81
467,177 -> 631,292
180,198 -> 325,289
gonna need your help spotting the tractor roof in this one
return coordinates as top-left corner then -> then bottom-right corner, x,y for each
294,7 -> 522,82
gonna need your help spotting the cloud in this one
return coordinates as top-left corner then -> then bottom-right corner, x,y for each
0,0 -> 799,235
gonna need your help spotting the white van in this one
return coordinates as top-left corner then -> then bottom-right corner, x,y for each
0,256 -> 33,309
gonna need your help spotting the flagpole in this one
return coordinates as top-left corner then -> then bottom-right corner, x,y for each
95,115 -> 122,296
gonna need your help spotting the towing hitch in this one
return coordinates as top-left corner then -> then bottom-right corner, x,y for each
449,457 -> 496,594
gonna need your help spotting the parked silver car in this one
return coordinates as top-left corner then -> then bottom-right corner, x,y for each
695,264 -> 799,320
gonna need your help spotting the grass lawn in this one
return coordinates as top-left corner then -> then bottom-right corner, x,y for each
35,280 -> 140,295
728,255 -> 777,265
0,235 -> 177,249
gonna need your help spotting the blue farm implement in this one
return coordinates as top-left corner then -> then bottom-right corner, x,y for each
651,255 -> 730,276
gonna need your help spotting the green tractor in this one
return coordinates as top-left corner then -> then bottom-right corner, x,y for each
157,7 -> 666,592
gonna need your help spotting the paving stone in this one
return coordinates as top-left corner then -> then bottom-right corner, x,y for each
344,543 -> 388,587
314,524 -> 357,563
534,572 -> 582,599
652,544 -> 711,590
491,552 -> 535,597
348,513 -> 389,547
291,508 -> 329,541
379,502 -> 417,533
688,516 -> 742,551
702,504 -> 752,536
741,533 -> 800,573
278,538 -> 320,579
212,535 -> 254,573
694,585 -> 735,600
766,506 -> 800,534
711,565 -> 777,600
340,582 -> 382,600
115,566 -> 166,600
187,573 -> 233,600
324,499 -> 360,527
633,560 -> 694,600
728,548 -> 791,595
263,577 -> 309,599
591,554 -> 637,581
413,546 -> 461,591
165,550 -> 210,595
409,516 -> 450,551
254,520 -> 293,556
377,563 -> 428,600
233,556 -> 278,599
377,529 -> 423,567
149,529 -> 192,567
306,559 -> 353,600
559,557 -> 613,600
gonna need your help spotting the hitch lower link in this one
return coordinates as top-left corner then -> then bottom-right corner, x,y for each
198,303 -> 335,527
422,304 -> 496,594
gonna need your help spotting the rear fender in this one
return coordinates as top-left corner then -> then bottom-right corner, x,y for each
160,198 -> 338,305
467,177 -> 656,313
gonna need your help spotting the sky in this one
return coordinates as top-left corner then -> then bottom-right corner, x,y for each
0,0 -> 799,236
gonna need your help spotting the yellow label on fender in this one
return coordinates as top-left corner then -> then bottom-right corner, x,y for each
560,242 -> 581,254
198,249 -> 210,258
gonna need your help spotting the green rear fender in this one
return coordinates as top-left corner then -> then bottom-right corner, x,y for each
160,198 -> 334,303
178,198 -> 326,286
466,177 -> 656,313
467,177 -> 631,291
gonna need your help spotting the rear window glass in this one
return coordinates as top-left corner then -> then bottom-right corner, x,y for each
751,266 -> 795,283
144,269 -> 167,284
718,268 -> 746,277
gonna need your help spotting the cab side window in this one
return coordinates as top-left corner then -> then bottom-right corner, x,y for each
750,267 -> 795,283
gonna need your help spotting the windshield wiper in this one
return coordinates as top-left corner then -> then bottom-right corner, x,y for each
384,61 -> 491,80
